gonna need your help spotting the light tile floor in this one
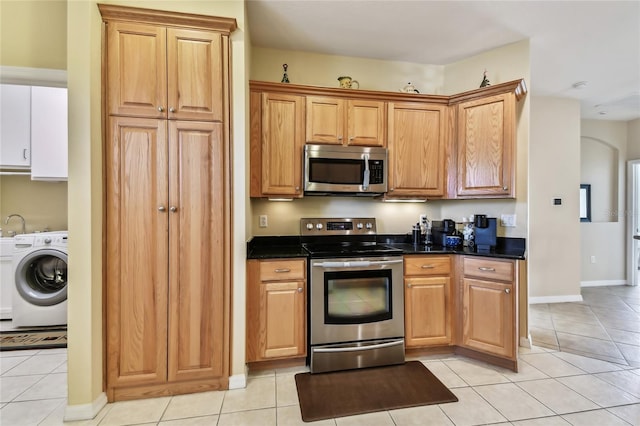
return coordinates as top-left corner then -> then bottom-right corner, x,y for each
1,284 -> 639,425
529,285 -> 640,367
1,345 -> 639,425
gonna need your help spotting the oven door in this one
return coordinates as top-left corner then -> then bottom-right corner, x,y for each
310,256 -> 404,346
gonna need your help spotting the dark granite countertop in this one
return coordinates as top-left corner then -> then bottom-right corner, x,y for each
247,235 -> 526,260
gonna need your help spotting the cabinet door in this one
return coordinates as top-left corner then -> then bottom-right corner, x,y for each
107,21 -> 167,118
261,93 -> 305,196
347,99 -> 386,147
261,280 -> 306,359
462,277 -> 514,358
405,276 -> 451,347
30,86 -> 68,181
106,116 -> 169,388
168,121 -> 227,382
388,103 -> 446,197
456,93 -> 515,197
0,84 -> 31,168
306,96 -> 344,145
167,29 -> 223,122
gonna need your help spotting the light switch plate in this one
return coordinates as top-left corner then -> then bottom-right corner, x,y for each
500,214 -> 517,227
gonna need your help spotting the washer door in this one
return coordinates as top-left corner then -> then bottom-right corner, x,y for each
15,248 -> 68,306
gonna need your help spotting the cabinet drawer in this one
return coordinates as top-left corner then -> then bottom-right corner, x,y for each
404,256 -> 450,276
463,257 -> 514,282
259,259 -> 306,281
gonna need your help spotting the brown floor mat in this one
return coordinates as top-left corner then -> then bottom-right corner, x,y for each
294,361 -> 458,422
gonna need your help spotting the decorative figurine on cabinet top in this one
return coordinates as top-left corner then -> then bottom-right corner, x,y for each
480,69 -> 491,88
281,63 -> 290,83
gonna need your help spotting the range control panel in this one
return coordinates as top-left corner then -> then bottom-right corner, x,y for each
300,218 -> 377,235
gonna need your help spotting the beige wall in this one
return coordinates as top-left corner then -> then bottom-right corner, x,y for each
0,0 -> 67,69
580,120 -> 628,285
0,0 -> 68,232
0,176 -> 67,233
529,97 -> 582,300
251,47 -> 444,94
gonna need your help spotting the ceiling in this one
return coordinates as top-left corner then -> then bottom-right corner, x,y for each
247,0 -> 640,121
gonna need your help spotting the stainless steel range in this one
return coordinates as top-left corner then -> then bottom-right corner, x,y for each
301,218 -> 405,374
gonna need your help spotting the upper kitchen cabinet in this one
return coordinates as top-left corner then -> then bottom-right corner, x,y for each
104,10 -> 229,121
31,86 -> 68,181
250,90 -> 305,198
0,84 -> 31,169
386,102 -> 450,198
450,80 -> 526,199
306,96 -> 386,147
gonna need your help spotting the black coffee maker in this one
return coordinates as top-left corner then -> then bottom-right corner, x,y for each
431,219 -> 457,246
474,215 -> 497,252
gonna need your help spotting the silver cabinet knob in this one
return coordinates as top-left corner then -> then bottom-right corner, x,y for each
158,206 -> 166,212
169,107 -> 176,113
505,288 -> 511,294
407,283 -> 412,288
297,288 -> 303,293
503,186 -> 508,191
169,206 -> 177,212
158,106 -> 165,112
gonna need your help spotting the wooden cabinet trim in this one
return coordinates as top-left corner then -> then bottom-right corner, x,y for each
99,3 -> 237,33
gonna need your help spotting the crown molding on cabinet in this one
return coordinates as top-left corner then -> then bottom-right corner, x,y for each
0,66 -> 67,87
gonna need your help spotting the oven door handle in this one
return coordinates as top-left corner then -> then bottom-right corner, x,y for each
312,259 -> 403,269
313,339 -> 404,353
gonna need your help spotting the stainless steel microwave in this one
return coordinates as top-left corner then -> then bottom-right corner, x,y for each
303,144 -> 388,196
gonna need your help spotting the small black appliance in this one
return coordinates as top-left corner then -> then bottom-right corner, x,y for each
474,216 -> 497,252
431,219 -> 458,247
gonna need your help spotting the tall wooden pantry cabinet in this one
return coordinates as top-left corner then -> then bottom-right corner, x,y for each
99,4 -> 236,402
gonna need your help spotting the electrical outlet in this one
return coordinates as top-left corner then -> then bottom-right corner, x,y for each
590,255 -> 596,264
500,214 -> 517,227
259,215 -> 268,228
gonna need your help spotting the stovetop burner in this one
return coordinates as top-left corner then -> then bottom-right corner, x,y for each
300,217 -> 402,258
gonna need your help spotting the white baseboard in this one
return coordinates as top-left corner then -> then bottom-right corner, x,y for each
529,294 -> 584,304
64,392 -> 107,422
520,335 -> 532,348
229,366 -> 247,389
580,280 -> 628,287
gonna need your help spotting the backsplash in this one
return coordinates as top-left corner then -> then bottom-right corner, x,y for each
250,197 -> 526,238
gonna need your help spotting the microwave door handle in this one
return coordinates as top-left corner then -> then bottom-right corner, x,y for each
362,154 -> 370,190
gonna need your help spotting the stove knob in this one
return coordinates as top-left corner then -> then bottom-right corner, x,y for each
356,223 -> 364,230
306,223 -> 314,230
316,223 -> 323,230
365,222 -> 373,229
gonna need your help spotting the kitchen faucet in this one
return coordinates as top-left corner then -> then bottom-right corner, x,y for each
5,214 -> 26,235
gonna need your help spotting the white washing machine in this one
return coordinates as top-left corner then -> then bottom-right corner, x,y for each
12,232 -> 68,327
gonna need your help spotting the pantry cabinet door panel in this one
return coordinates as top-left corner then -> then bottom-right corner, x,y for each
167,29 -> 223,122
107,22 -> 167,118
168,121 -> 227,381
106,117 -> 169,387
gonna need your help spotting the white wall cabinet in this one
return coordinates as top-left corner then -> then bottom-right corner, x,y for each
30,86 -> 68,181
0,84 -> 31,169
0,84 -> 68,180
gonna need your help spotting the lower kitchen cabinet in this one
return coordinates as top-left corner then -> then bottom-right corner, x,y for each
404,256 -> 452,347
246,258 -> 307,362
460,257 -> 516,361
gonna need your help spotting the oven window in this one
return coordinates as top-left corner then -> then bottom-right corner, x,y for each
324,270 -> 392,324
308,158 -> 363,184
